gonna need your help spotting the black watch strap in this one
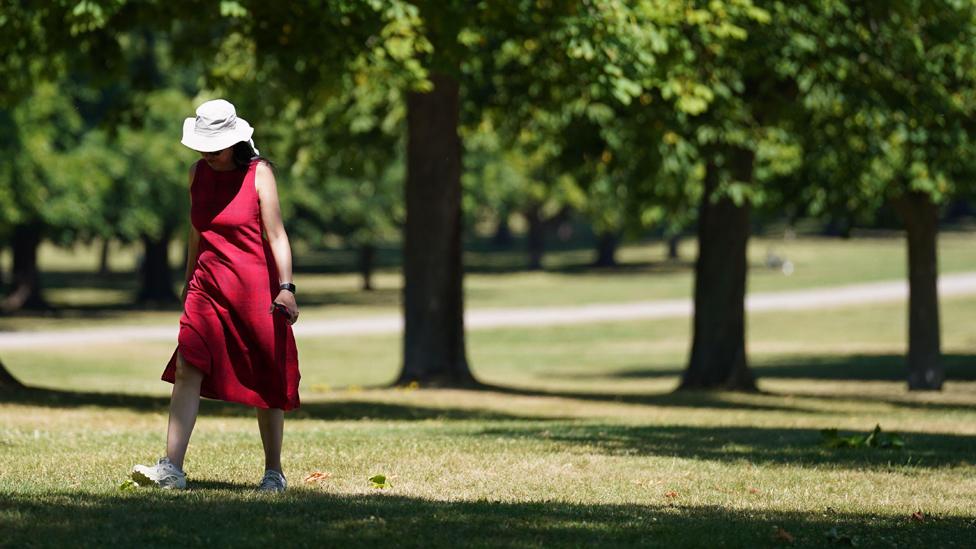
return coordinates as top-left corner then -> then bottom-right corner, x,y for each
280,282 -> 296,294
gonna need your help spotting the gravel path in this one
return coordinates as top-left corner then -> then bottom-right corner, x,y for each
1,272 -> 974,350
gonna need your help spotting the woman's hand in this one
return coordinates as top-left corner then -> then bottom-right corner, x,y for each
270,290 -> 299,325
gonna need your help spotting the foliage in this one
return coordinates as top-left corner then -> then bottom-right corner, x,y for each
770,0 -> 976,215
0,80 -> 108,244
820,425 -> 906,449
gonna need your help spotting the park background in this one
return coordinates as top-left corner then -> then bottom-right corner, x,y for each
1,1 -> 975,547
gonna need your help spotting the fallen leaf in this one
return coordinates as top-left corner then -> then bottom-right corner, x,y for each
748,487 -> 761,494
304,471 -> 332,483
369,474 -> 391,489
772,526 -> 795,544
910,511 -> 925,522
664,490 -> 678,499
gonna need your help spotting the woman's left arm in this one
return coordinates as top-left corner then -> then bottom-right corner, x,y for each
256,162 -> 299,325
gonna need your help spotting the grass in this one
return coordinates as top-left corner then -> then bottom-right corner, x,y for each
2,279 -> 976,547
2,229 -> 975,332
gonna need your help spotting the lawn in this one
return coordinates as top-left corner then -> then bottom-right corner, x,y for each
2,282 -> 975,547
1,229 -> 975,332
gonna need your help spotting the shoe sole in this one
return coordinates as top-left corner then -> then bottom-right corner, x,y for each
131,467 -> 186,490
130,467 -> 155,487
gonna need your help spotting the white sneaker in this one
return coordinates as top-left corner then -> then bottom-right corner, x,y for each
257,469 -> 287,493
131,457 -> 187,490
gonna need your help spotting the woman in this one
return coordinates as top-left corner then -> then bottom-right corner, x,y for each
131,99 -> 301,492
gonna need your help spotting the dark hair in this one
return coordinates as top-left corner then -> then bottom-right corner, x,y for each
232,141 -> 274,170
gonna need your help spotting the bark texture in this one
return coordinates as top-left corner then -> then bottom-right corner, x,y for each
681,152 -> 756,391
397,73 -> 475,387
892,191 -> 943,391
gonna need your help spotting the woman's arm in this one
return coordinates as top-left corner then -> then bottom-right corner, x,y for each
182,163 -> 200,304
255,162 -> 299,324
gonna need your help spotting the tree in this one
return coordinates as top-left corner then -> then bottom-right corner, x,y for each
0,80 -> 112,312
776,0 -> 976,390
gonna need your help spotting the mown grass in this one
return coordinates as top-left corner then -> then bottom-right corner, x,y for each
2,282 -> 976,547
2,230 -> 975,332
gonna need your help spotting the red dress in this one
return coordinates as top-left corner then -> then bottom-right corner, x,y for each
162,159 -> 300,410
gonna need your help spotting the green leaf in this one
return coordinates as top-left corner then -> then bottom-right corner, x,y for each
369,474 -> 391,489
119,479 -> 138,492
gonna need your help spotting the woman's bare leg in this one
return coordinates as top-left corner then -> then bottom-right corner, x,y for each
166,352 -> 203,471
256,408 -> 284,473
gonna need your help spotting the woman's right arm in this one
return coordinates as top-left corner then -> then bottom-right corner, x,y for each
181,163 -> 200,304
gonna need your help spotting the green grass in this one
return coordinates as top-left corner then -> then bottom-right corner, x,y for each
2,288 -> 976,547
2,230 -> 975,332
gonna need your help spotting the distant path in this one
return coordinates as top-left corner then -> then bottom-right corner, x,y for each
1,272 -> 975,350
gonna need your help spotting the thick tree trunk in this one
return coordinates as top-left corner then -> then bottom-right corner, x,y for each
397,73 -> 475,387
99,236 -> 111,275
0,358 -> 25,390
681,153 -> 756,391
892,191 -> 943,391
525,203 -> 544,271
667,234 -> 680,261
138,228 -> 177,303
1,223 -> 47,312
593,231 -> 620,267
359,243 -> 376,292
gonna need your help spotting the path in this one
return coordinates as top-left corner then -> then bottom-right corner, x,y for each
1,272 -> 975,350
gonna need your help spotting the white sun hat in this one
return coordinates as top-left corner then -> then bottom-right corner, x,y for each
181,99 -> 259,153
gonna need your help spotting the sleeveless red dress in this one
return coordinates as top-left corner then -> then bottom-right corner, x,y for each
162,159 -> 300,410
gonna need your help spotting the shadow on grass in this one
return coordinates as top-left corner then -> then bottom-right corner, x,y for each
480,383 -> 828,414
1,491 -> 971,547
587,354 -> 976,382
472,423 -> 976,470
0,386 -> 543,422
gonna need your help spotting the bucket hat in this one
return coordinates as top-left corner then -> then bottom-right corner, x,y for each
181,99 -> 259,153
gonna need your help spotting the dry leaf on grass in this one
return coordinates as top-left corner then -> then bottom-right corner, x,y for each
910,511 -> 925,522
664,490 -> 678,499
304,471 -> 332,483
748,487 -> 761,494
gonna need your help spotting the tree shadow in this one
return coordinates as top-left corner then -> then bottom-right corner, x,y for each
0,386 -> 544,422
1,491 -> 971,547
472,423 -> 976,470
566,355 -> 976,383
479,383 -> 829,414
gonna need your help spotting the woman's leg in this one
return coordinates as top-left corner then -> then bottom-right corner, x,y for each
256,408 -> 284,473
166,352 -> 204,471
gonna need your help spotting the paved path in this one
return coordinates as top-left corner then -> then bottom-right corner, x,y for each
1,272 -> 975,350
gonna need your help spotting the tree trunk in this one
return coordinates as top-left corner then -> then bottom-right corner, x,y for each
681,152 -> 756,391
359,243 -> 376,292
138,228 -> 177,303
525,203 -> 544,271
397,73 -> 475,387
0,358 -> 25,390
892,191 -> 943,391
667,234 -> 680,261
1,223 -> 47,312
99,236 -> 111,275
491,211 -> 514,249
593,231 -> 620,267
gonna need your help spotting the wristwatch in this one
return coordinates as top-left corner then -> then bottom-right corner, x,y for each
280,282 -> 297,294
